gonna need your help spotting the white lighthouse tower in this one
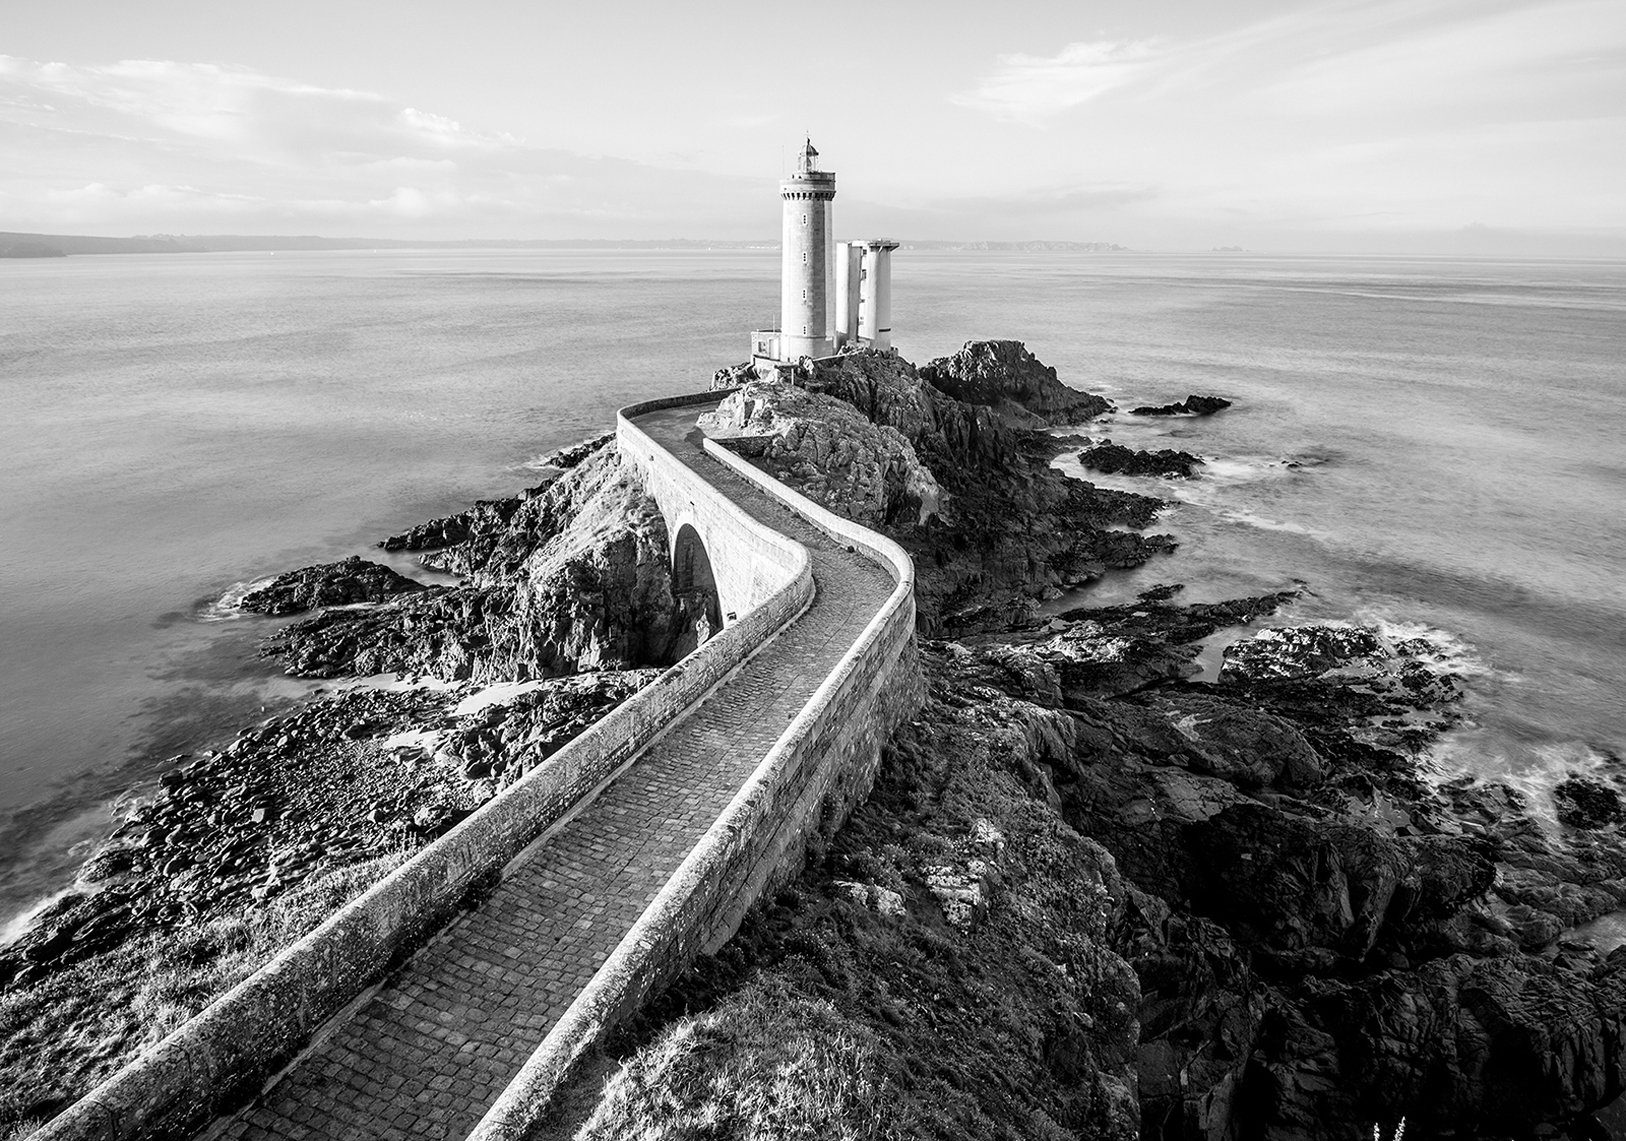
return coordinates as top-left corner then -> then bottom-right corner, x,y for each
749,141 -> 900,371
778,139 -> 837,360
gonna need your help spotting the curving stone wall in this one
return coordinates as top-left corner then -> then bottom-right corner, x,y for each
37,389 -> 920,1141
34,394 -> 815,1141
615,390 -> 804,625
466,410 -> 922,1141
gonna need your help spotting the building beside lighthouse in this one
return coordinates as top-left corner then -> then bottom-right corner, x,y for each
750,140 -> 899,371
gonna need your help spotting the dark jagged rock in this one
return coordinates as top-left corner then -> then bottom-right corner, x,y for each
1079,440 -> 1203,479
1129,394 -> 1232,417
379,489 -> 540,554
238,556 -> 426,616
376,437 -> 613,556
1555,775 -> 1624,830
919,622 -> 1626,1140
915,339 -> 1113,426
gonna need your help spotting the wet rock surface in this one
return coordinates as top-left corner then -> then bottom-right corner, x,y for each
1079,440 -> 1204,479
1129,394 -> 1233,417
239,555 -> 425,615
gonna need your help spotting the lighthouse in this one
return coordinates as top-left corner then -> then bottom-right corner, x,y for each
778,139 -> 837,360
749,140 -> 900,370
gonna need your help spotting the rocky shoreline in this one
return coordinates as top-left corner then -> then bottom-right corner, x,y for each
5,340 -> 1625,1140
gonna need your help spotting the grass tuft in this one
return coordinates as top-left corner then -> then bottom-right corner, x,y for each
578,978 -> 892,1141
0,850 -> 407,1134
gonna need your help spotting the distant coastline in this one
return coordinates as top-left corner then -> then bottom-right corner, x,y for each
0,230 -> 1130,257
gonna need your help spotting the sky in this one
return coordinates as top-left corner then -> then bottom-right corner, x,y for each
3,0 -> 1623,253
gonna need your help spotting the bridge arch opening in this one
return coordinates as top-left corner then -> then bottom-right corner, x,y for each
670,522 -> 724,659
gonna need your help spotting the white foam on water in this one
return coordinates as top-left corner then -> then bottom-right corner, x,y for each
1352,611 -> 1496,679
1,886 -> 78,947
199,576 -> 277,622
1427,731 -> 1616,831
1208,507 -> 1324,537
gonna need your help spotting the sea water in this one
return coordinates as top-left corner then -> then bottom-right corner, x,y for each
2,249 -> 1623,926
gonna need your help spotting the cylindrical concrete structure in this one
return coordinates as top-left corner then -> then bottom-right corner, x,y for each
856,240 -> 899,348
834,241 -> 862,348
778,140 -> 836,361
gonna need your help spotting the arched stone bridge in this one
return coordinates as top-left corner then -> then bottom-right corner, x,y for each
39,392 -> 921,1141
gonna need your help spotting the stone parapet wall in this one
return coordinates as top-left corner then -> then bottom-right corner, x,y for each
615,390 -> 809,623
35,396 -> 814,1141
466,416 -> 922,1141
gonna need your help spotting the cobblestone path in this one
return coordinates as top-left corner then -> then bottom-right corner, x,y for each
216,404 -> 896,1141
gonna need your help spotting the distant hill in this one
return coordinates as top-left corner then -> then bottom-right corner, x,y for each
0,238 -> 69,258
0,231 -> 1132,257
901,240 -> 1130,252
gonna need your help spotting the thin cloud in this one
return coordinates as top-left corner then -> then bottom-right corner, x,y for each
0,55 -> 766,237
952,40 -> 1161,123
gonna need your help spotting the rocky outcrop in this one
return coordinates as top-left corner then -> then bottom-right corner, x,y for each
1129,394 -> 1233,417
377,435 -> 611,556
238,556 -> 425,615
923,614 -> 1626,1140
789,346 -> 1175,635
699,382 -> 940,528
267,447 -> 697,680
916,339 -> 1113,426
1079,440 -> 1203,479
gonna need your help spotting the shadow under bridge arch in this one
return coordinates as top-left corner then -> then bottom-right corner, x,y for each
669,521 -> 726,660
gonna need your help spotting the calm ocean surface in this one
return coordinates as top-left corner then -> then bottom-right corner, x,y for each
2,249 -> 1623,926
